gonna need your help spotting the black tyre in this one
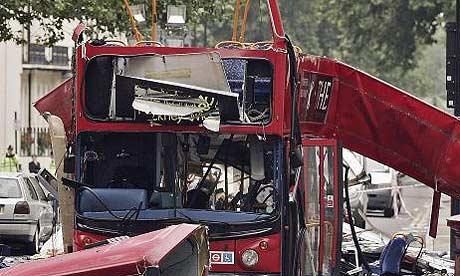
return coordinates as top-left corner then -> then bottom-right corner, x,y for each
353,211 -> 366,228
383,206 -> 395,217
397,194 -> 402,212
27,225 -> 40,255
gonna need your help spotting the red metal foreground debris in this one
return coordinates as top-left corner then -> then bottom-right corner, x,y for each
0,224 -> 208,276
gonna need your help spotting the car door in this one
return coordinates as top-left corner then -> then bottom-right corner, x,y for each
30,176 -> 55,238
24,177 -> 53,236
37,169 -> 58,199
30,176 -> 54,221
22,177 -> 40,224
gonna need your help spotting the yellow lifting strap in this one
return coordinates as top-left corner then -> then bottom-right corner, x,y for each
232,0 -> 251,43
239,0 -> 251,43
151,0 -> 158,41
232,0 -> 242,41
122,0 -> 144,43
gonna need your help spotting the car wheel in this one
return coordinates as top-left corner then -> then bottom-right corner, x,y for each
27,225 -> 40,255
353,211 -> 366,229
383,206 -> 395,217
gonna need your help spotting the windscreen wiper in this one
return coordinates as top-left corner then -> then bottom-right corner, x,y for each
118,202 -> 143,235
63,179 -> 145,235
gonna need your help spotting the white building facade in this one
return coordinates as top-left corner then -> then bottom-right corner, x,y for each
0,42 -> 22,157
0,21 -> 76,170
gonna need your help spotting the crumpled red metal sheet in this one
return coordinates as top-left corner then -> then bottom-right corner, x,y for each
300,54 -> 460,198
34,78 -> 73,141
0,224 -> 207,276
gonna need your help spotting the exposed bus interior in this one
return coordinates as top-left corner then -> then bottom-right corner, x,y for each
76,132 -> 280,228
84,54 -> 273,127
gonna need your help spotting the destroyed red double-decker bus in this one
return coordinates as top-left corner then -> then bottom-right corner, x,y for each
32,0 -> 460,275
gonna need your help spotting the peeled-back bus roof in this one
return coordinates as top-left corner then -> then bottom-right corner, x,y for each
34,47 -> 460,199
300,54 -> 460,199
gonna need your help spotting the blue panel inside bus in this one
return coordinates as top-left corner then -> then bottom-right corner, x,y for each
223,59 -> 272,101
78,188 -> 149,212
81,208 -> 271,223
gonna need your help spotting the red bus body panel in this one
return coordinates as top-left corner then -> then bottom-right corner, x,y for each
72,45 -> 288,139
300,54 -> 460,198
34,78 -> 73,140
72,229 -> 281,274
39,48 -> 460,201
0,224 -> 206,276
35,49 -> 460,226
209,233 -> 281,273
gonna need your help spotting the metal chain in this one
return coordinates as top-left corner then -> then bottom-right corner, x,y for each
69,41 -> 77,146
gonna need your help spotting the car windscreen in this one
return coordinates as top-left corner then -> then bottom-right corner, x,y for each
0,178 -> 22,198
29,177 -> 47,200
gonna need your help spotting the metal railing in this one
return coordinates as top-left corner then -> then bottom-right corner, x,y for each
19,127 -> 52,157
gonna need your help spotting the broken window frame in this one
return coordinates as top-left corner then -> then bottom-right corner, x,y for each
82,54 -> 274,127
75,132 -> 282,225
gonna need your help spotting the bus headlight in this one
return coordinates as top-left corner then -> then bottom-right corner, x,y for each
241,249 -> 259,267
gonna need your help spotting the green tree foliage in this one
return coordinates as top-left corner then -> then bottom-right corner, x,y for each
387,30 -> 447,110
0,0 -> 452,104
279,0 -> 450,73
330,0 -> 450,105
0,0 -> 228,45
1,0 -> 125,44
205,1 -> 273,46
278,0 -> 451,104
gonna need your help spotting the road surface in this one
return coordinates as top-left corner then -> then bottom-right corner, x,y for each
365,176 -> 450,254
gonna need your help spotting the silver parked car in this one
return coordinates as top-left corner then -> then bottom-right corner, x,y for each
364,159 -> 401,217
343,149 -> 370,228
0,172 -> 55,254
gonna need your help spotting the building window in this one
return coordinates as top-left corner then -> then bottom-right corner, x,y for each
20,127 -> 52,157
29,44 -> 47,65
52,46 -> 68,66
25,44 -> 69,67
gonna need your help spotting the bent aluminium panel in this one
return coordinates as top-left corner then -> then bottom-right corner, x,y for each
0,224 -> 208,276
34,78 -> 73,140
299,54 -> 460,199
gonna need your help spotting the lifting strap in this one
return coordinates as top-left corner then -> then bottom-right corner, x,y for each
239,0 -> 251,42
232,0 -> 242,41
151,0 -> 157,41
122,0 -> 144,43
